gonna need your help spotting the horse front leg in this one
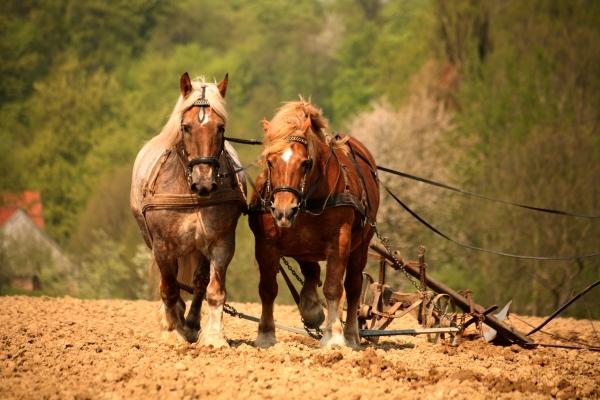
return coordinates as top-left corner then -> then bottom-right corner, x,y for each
343,240 -> 371,349
183,253 -> 210,342
154,248 -> 187,343
321,222 -> 352,348
255,243 -> 279,348
298,260 -> 324,329
198,235 -> 235,348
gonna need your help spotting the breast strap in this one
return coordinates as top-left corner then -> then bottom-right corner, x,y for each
141,190 -> 247,214
141,147 -> 247,214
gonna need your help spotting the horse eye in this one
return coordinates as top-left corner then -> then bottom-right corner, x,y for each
217,125 -> 225,134
182,124 -> 192,134
267,159 -> 273,168
302,159 -> 312,170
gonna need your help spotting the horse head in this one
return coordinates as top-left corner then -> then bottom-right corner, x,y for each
263,116 -> 315,228
178,72 -> 228,196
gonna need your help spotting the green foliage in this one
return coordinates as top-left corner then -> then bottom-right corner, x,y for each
0,0 -> 597,319
76,230 -> 148,299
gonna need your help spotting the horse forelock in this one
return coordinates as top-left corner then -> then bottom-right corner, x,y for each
149,78 -> 227,150
261,100 -> 329,163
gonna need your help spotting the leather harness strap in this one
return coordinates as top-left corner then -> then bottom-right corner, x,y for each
304,192 -> 366,217
249,133 -> 373,221
140,143 -> 247,246
141,190 -> 247,214
143,149 -> 172,197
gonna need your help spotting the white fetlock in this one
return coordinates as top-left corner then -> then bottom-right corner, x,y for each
320,332 -> 347,348
198,332 -> 229,348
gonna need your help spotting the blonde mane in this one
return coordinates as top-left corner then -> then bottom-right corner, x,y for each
262,99 -> 333,163
149,77 -> 228,149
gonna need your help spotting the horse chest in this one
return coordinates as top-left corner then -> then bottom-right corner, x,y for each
147,201 -> 241,258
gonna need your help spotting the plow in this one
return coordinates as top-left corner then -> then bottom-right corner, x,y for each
360,242 -> 531,346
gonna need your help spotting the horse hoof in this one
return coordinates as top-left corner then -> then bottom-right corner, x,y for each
319,333 -> 347,349
300,305 -> 325,329
254,332 -> 276,348
199,333 -> 229,348
344,334 -> 361,350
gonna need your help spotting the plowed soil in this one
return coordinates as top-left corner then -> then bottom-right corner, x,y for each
1,296 -> 598,399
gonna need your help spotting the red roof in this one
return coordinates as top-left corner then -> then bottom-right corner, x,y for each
0,191 -> 44,229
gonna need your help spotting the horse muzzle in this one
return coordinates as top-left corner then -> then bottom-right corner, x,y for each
271,204 -> 299,228
190,163 -> 218,196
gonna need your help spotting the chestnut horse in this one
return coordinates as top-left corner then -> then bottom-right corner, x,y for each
130,73 -> 246,347
249,100 -> 380,348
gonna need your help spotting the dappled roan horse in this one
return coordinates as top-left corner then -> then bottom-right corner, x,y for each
249,100 -> 380,348
130,73 -> 246,347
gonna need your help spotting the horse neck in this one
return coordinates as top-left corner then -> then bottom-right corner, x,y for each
309,139 -> 342,197
155,150 -> 192,195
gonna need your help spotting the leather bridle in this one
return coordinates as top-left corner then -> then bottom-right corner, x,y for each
265,135 -> 313,210
176,85 -> 225,188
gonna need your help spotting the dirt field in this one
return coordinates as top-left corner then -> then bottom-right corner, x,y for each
0,296 -> 598,399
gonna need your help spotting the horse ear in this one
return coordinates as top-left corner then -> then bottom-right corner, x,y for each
261,118 -> 270,132
180,72 -> 193,98
217,73 -> 229,98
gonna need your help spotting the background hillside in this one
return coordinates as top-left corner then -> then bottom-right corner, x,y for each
1,0 -> 598,318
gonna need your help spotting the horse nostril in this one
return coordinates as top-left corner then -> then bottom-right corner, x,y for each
274,209 -> 283,221
211,182 -> 218,192
191,183 -> 198,193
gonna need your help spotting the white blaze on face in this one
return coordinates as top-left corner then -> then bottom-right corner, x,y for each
281,148 -> 293,163
199,108 -> 211,126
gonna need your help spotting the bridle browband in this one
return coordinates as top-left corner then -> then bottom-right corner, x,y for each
177,85 -> 224,188
265,135 -> 312,210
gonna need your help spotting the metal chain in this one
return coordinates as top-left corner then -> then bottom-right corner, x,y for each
302,319 -> 324,340
281,256 -> 304,285
372,223 -> 423,292
280,257 -> 324,339
223,303 -> 241,318
372,222 -> 449,320
225,262 -> 324,340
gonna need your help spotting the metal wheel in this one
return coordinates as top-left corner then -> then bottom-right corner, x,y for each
424,294 -> 458,344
